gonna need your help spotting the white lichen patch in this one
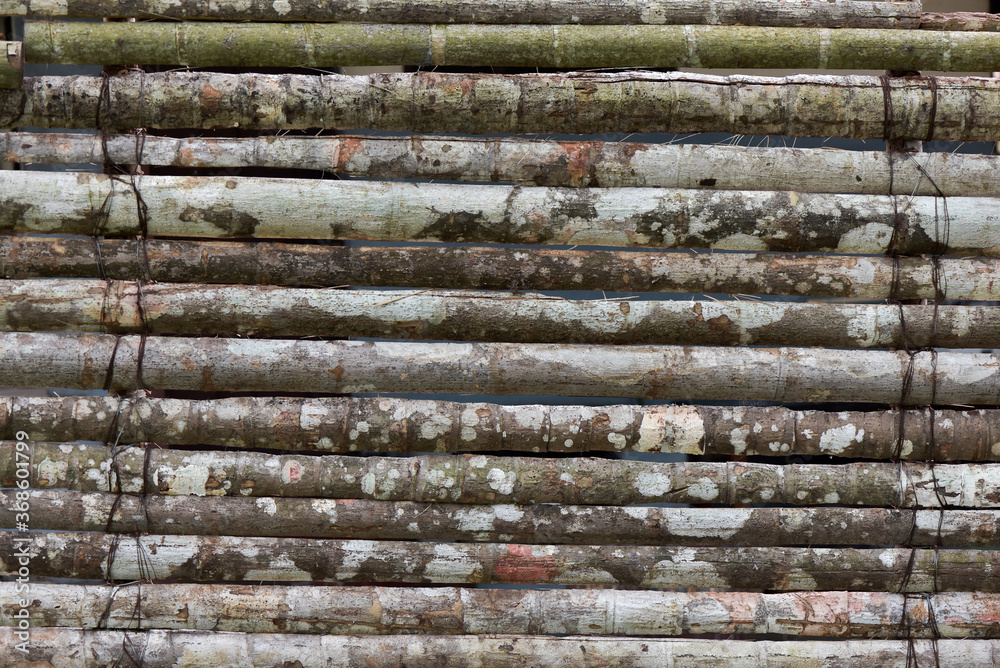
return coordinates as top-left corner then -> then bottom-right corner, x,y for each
486,468 -> 516,495
36,458 -> 68,487
160,464 -> 209,496
623,507 -> 649,520
607,433 -> 627,450
423,544 -> 479,581
634,471 -> 672,498
493,505 -> 525,523
310,499 -> 337,524
818,424 -> 865,455
425,468 -> 456,488
729,426 -> 748,456
664,511 -> 746,540
687,477 -> 720,501
361,472 -> 376,495
638,406 -> 705,454
256,497 -> 278,516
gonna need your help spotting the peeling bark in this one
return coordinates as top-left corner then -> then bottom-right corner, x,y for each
2,71 -> 997,141
5,238 -> 1000,300
5,132 -> 1000,196
6,280 -> 1000,348
1,532 -> 997,591
7,490 -> 1000,547
0,42 -> 22,90
6,444 -> 1000,508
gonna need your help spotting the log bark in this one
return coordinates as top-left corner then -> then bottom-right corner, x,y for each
5,443 -> 998,508
1,171 -> 993,254
6,132 -> 1000,197
7,280 -> 1000,349
2,531 -> 997,591
1,396 -> 996,461
0,42 -> 22,90
24,22 -> 1000,71
7,490 -> 1000,547
1,629 -> 991,668
1,0 -> 922,26
921,13 -> 1000,32
2,71 -> 997,141
4,582 -> 997,639
6,237 -> 1000,301
1,332 -> 998,404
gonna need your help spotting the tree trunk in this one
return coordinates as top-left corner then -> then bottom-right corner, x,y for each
2,71 -> 995,141
5,237 -> 1000,301
6,280 -> 1000,349
3,0 -> 922,26
921,12 -> 1000,31
5,582 -> 997,639
7,489 -> 1000,547
0,629 -> 989,668
25,22 -> 1000,71
0,332 -> 997,404
2,532 -> 996,591
1,170 -> 986,254
6,443 -> 998,508
6,132 -> 999,197
0,42 -> 22,89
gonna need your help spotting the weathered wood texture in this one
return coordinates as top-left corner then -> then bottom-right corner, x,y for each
0,42 -> 22,90
8,280 -> 1000,349
5,583 -> 998,639
2,629 -> 993,668
6,238 -> 1000,301
921,12 -> 1000,32
1,0 -> 922,26
5,444 -> 997,508
3,72 -> 997,141
7,490 -> 1000,547
2,332 -> 999,404
2,532 -> 996,591
24,22 -> 1000,71
1,396 -> 993,461
0,171 -> 988,254
6,133 -> 999,197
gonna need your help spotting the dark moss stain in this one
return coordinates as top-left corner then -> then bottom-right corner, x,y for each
699,178 -> 717,187
0,199 -> 31,231
415,209 -> 532,243
179,205 -> 262,237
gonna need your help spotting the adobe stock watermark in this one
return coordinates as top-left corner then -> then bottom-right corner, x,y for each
10,430 -> 32,653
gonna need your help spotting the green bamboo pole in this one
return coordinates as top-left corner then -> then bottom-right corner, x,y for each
4,237 -> 1000,301
0,42 -> 22,90
2,71 -> 997,141
8,490 -> 1000,547
2,331 -> 999,404
6,279 -> 1000,349
7,132 -> 1000,197
0,0 -> 922,26
23,22 -> 1000,71
0,396 -> 996,461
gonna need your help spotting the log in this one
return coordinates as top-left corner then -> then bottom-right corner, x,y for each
2,71 -> 998,141
0,42 -> 22,90
2,531 -> 996,591
0,630 -> 990,668
0,0 -> 922,26
7,237 -> 1000,301
1,332 -> 998,404
6,132 -> 1000,197
5,443 -> 997,508
7,490 -> 1000,547
24,22 -> 1000,71
1,396 -> 999,461
1,171 -> 994,254
8,280 -> 1000,349
3,582 -> 997,639
921,13 -> 1000,32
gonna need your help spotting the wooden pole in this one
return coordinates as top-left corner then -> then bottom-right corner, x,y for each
1,332 -> 999,404
0,396 -> 997,461
1,0 -> 922,26
921,13 -> 1000,32
3,582 -> 996,639
3,71 -> 997,141
6,443 -> 998,508
24,22 -> 1000,71
6,237 -> 1000,301
3,531 -> 997,591
7,490 -> 1000,547
0,42 -> 22,90
6,280 -> 1000,349
0,629 -> 990,667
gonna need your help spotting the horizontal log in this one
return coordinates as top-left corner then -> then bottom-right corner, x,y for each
8,280 -> 1000,349
7,490 -> 1000,547
1,171 -> 993,254
1,630 -> 991,668
0,0 -> 922,26
7,238 -> 1000,301
0,42 -> 22,90
1,332 -> 999,404
3,71 -> 998,141
6,133 -> 1000,197
4,583 -> 997,639
5,444 -> 997,508
921,12 -> 1000,32
2,396 -> 995,461
2,532 -> 996,591
25,22 -> 1000,71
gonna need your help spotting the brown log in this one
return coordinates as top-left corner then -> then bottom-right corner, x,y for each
921,12 -> 1000,32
